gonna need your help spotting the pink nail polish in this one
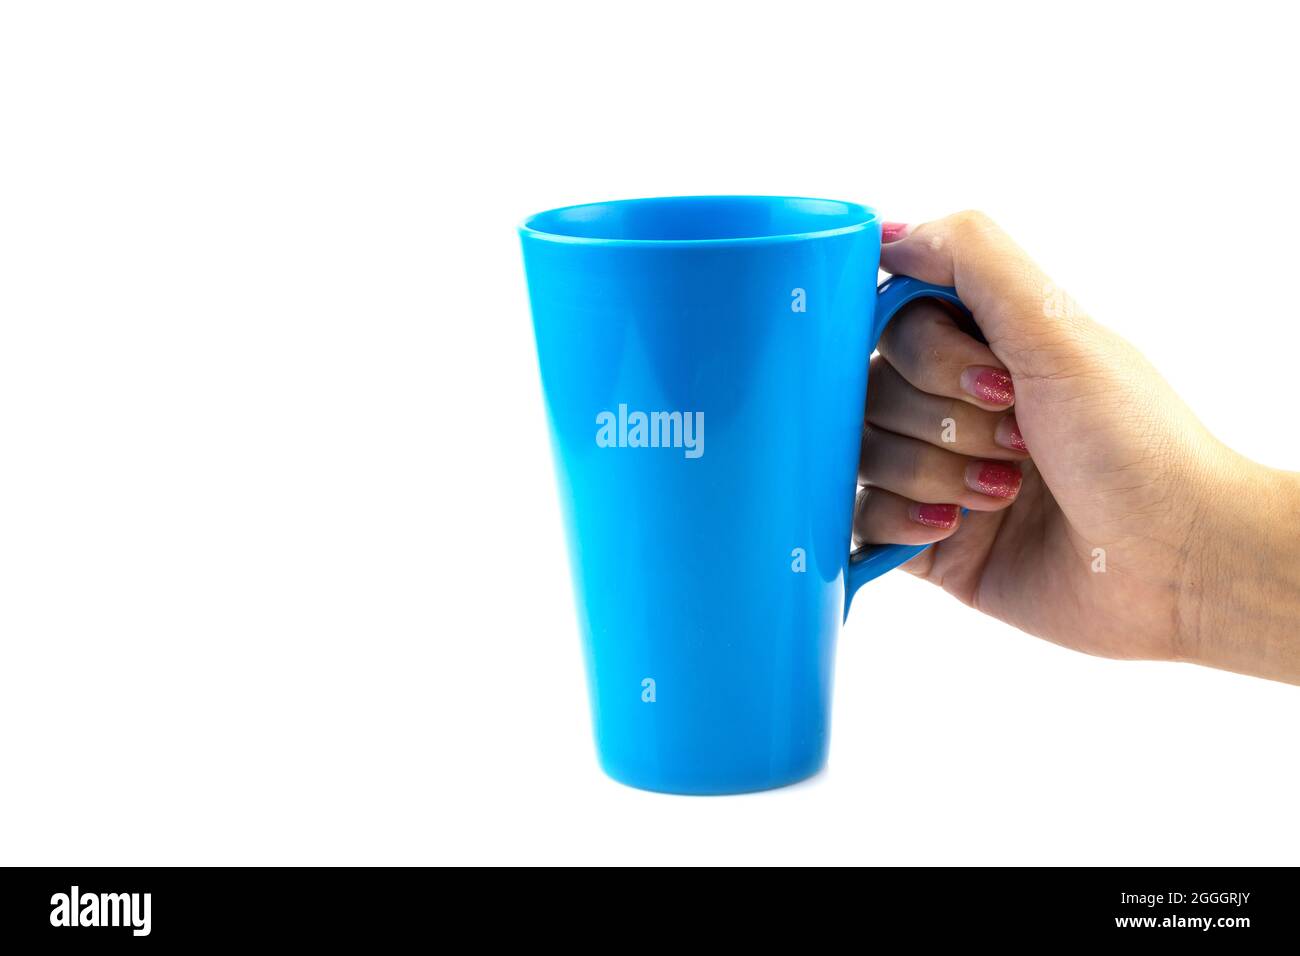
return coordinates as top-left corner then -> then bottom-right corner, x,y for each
911,503 -> 960,528
995,415 -> 1028,452
961,366 -> 1015,406
966,461 -> 1022,499
881,222 -> 910,243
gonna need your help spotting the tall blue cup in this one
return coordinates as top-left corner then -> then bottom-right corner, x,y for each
520,196 -> 964,794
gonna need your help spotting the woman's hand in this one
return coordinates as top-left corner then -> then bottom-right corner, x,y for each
856,212 -> 1300,683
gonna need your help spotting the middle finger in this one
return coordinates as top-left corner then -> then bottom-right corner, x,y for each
866,357 -> 1029,460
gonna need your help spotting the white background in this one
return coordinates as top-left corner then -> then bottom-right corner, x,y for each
2,1 -> 1297,866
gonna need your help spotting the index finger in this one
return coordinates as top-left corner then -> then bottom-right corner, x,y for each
878,212 -> 1090,380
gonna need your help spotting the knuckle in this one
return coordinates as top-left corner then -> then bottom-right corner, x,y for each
905,440 -> 927,490
858,426 -> 881,474
910,322 -> 967,389
907,300 -> 955,331
940,356 -> 970,390
949,209 -> 997,239
942,399 -> 967,439
884,303 -> 943,365
876,315 -> 902,352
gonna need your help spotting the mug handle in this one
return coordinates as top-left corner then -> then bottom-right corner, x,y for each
844,275 -> 971,618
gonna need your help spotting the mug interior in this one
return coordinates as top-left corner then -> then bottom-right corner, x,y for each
522,195 -> 877,243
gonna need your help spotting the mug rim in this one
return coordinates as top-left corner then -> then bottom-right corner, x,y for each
518,194 -> 880,247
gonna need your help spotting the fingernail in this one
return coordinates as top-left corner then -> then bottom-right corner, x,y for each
994,415 -> 1027,453
966,461 -> 1022,499
881,222 -> 911,243
910,503 -> 960,528
961,366 -> 1014,406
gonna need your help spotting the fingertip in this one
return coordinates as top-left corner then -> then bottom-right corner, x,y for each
881,221 -> 911,244
964,460 -> 1023,501
909,502 -> 961,530
959,366 -> 1015,407
994,414 -> 1029,454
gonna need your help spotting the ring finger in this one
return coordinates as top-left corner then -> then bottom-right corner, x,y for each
866,357 -> 1029,460
859,425 -> 1023,510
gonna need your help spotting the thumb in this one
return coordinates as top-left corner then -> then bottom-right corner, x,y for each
879,211 -> 1093,381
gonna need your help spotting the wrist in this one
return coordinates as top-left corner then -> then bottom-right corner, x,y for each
1175,455 -> 1300,682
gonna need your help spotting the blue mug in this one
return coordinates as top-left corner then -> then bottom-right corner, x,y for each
520,196 -> 964,794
